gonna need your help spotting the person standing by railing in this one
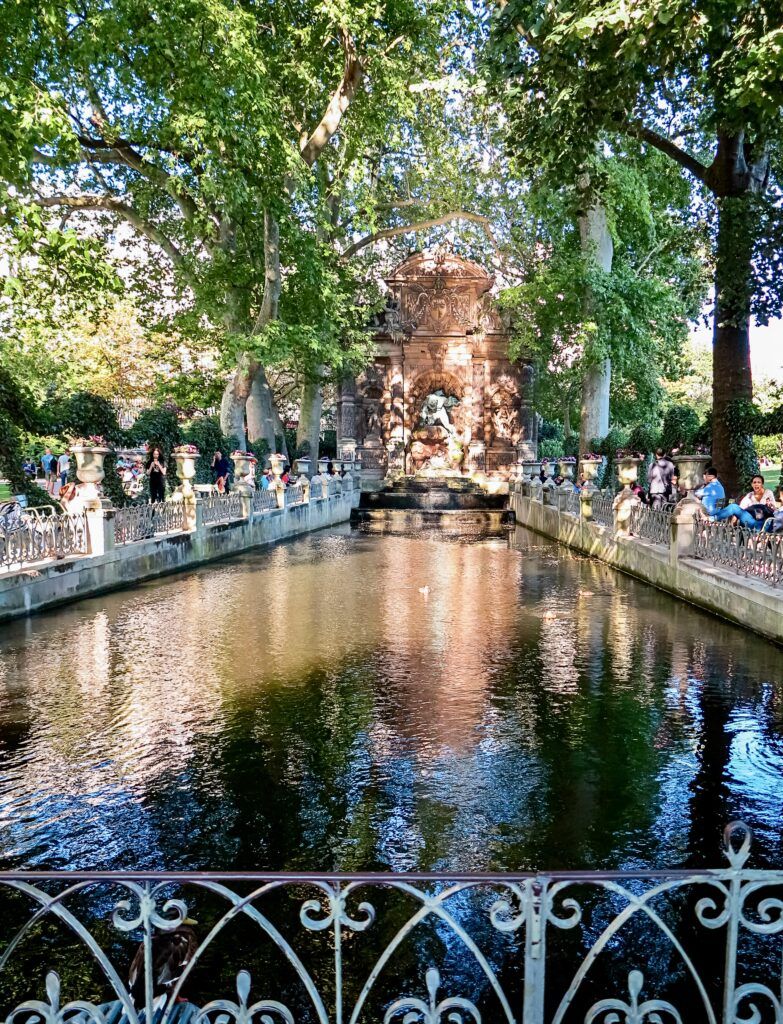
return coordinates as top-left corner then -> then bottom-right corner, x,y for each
648,449 -> 675,511
57,451 -> 70,492
146,447 -> 167,503
211,451 -> 231,493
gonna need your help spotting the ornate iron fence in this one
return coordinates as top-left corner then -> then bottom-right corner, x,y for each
693,515 -> 783,588
591,494 -> 614,529
564,490 -> 581,518
201,493 -> 244,526
252,488 -> 279,513
628,504 -> 672,547
0,824 -> 781,1024
285,484 -> 305,507
0,508 -> 88,571
114,503 -> 185,545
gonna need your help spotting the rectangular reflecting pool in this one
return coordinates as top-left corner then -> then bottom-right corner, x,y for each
0,524 -> 782,872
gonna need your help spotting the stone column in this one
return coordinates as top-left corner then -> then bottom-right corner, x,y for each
389,351 -> 405,443
86,507 -> 115,556
338,374 -> 358,455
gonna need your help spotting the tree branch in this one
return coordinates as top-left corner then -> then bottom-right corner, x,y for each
299,27 -> 366,168
342,211 -> 497,259
32,193 -> 187,269
626,123 -> 708,182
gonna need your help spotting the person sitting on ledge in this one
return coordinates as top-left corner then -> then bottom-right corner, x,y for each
713,473 -> 776,530
695,465 -> 725,516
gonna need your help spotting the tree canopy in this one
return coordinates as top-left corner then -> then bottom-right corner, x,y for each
490,0 -> 783,492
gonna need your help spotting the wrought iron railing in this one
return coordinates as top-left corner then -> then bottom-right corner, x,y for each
285,484 -> 305,507
591,494 -> 614,529
252,488 -> 279,513
0,507 -> 88,571
693,515 -> 783,588
201,492 -> 244,525
564,490 -> 581,517
114,502 -> 186,545
628,503 -> 672,547
0,824 -> 781,1024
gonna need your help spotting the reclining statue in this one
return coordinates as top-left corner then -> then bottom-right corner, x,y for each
419,391 -> 459,434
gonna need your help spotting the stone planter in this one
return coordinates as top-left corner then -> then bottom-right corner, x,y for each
231,454 -> 256,496
614,457 -> 643,488
558,461 -> 576,490
72,445 -> 111,507
293,457 -> 311,478
672,454 -> 711,507
579,458 -> 603,488
173,451 -> 199,501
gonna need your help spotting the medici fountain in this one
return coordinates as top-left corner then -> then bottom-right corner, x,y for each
335,250 -> 537,520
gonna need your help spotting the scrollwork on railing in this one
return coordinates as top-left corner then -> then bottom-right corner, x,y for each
284,484 -> 305,507
591,494 -> 614,529
201,492 -> 244,525
0,510 -> 88,571
629,504 -> 672,546
585,971 -> 682,1024
693,516 -> 782,588
115,502 -> 186,544
0,824 -> 782,1024
252,488 -> 279,513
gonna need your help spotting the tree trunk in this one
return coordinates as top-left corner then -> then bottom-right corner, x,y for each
712,199 -> 754,498
220,351 -> 256,447
219,211 -> 282,451
247,365 -> 281,454
296,373 -> 323,470
578,200 -> 613,455
705,132 -> 769,497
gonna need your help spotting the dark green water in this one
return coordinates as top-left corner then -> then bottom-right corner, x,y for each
0,524 -> 782,872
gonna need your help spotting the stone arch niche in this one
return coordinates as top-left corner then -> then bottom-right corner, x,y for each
340,248 -> 536,482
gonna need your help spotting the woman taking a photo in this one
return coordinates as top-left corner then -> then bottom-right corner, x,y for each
146,447 -> 167,503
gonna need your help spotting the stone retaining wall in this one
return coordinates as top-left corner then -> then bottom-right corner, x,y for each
0,489 -> 357,623
511,491 -> 783,645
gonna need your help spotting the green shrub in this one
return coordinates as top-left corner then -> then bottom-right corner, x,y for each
52,391 -> 125,444
538,438 -> 563,460
660,405 -> 700,453
754,434 -> 783,461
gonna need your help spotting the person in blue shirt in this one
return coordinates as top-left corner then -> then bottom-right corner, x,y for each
695,466 -> 725,517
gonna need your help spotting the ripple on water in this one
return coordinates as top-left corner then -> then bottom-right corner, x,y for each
0,526 -> 782,871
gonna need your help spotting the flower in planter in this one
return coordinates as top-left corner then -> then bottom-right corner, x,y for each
231,450 -> 257,459
558,456 -> 577,464
580,452 -> 603,461
671,444 -> 711,457
614,448 -> 645,460
173,444 -> 200,455
69,435 -> 109,448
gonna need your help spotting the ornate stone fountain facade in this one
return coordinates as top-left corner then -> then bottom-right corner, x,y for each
336,250 -> 537,481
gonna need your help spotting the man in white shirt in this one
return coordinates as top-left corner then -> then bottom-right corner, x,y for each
57,452 -> 70,488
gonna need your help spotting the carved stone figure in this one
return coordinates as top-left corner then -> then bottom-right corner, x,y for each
419,391 -> 459,434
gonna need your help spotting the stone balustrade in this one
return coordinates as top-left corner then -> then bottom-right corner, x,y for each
0,476 -> 359,622
510,476 -> 783,643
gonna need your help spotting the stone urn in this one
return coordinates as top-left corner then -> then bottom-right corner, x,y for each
579,458 -> 603,489
317,457 -> 331,478
558,460 -> 576,489
672,454 -> 711,507
614,457 -> 643,488
293,457 -> 311,478
72,445 -> 111,507
173,450 -> 199,501
231,453 -> 256,496
270,453 -> 286,481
